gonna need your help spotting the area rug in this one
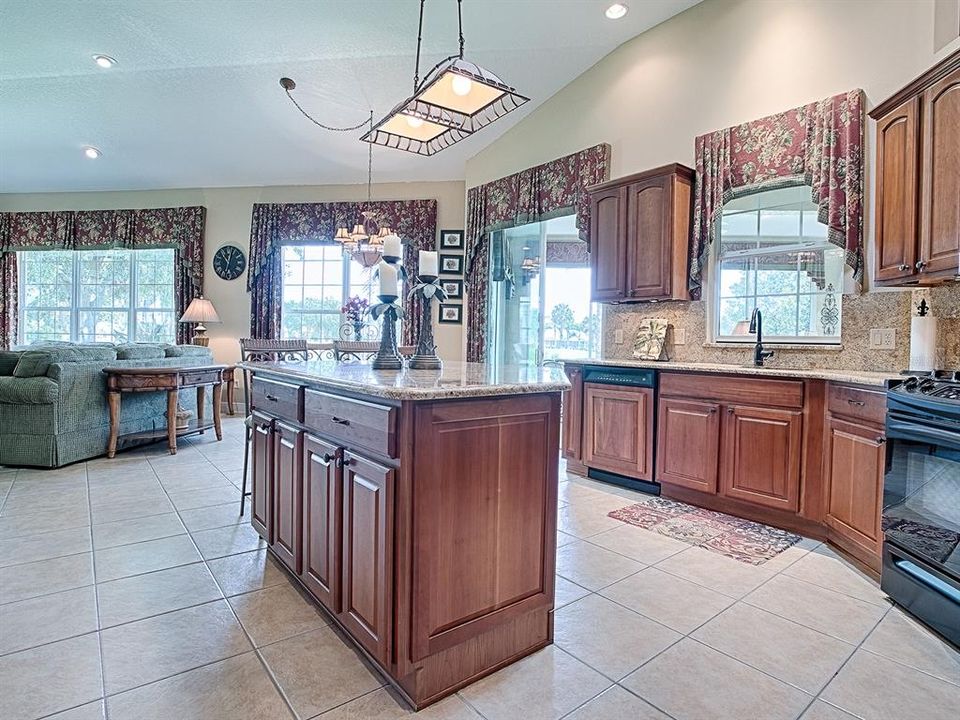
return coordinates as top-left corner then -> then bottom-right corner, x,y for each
608,497 -> 802,565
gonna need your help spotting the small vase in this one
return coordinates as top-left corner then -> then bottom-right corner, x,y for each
352,321 -> 364,340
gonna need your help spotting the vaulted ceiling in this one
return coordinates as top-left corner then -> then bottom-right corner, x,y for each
0,0 -> 700,193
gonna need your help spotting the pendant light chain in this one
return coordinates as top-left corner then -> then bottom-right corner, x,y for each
367,111 -> 374,204
412,0 -> 466,93
413,0 -> 426,92
457,0 -> 464,59
280,80 -> 369,132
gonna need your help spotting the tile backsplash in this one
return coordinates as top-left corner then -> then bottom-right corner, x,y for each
602,284 -> 960,372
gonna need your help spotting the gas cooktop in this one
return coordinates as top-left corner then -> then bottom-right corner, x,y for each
889,370 -> 960,409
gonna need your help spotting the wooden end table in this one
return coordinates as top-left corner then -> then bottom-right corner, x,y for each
103,365 -> 227,457
223,365 -> 237,415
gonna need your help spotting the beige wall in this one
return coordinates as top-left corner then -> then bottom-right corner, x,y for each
0,181 -> 467,364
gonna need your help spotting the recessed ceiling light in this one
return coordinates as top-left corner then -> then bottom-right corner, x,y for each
83,146 -> 102,159
92,54 -> 117,69
605,3 -> 629,19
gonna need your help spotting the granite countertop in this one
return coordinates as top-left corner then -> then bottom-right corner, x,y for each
240,360 -> 570,401
559,357 -> 899,387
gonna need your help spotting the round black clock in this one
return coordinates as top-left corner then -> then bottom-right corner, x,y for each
213,244 -> 246,280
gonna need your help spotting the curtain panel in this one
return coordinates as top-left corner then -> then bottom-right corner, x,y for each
246,199 -> 438,341
0,206 -> 206,348
690,89 -> 864,299
463,143 -> 611,362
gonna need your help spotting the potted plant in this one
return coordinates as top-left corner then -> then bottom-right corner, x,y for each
341,296 -> 370,339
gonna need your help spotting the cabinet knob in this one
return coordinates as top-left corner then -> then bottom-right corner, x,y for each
258,422 -> 271,430
898,264 -> 910,272
916,260 -> 927,271
708,407 -> 718,414
322,452 -> 333,463
727,407 -> 735,414
876,436 -> 886,444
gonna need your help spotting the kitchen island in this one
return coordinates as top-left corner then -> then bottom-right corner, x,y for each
240,360 -> 568,709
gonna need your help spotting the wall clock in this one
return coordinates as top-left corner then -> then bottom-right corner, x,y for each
213,244 -> 246,280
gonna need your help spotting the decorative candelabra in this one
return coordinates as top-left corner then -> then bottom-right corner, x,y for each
369,294 -> 405,370
408,274 -> 446,370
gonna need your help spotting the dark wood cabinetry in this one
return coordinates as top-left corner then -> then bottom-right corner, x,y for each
272,421 -> 303,573
562,365 -> 584,465
250,412 -> 273,544
589,164 -> 693,303
301,435 -> 341,612
656,398 -> 720,493
583,383 -> 654,480
871,50 -> 960,285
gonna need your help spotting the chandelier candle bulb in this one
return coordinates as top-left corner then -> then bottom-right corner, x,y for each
419,250 -> 438,277
383,234 -> 403,259
379,262 -> 399,296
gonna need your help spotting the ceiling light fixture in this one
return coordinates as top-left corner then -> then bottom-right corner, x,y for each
605,3 -> 629,20
92,54 -> 117,68
360,0 -> 529,156
83,146 -> 102,159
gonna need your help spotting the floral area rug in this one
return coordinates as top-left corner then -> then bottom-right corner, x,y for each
608,497 -> 802,565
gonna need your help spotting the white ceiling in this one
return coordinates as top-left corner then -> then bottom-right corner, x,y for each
0,0 -> 700,193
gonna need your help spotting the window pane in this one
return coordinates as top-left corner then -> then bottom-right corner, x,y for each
756,267 -> 798,296
718,298 -> 751,336
759,208 -> 801,236
135,311 -> 175,342
755,295 -> 799,336
720,211 -> 757,238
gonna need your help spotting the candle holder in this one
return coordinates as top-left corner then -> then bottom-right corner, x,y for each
408,274 -> 446,370
368,294 -> 405,370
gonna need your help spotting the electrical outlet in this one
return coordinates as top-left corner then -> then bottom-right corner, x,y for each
614,328 -> 624,345
673,328 -> 686,345
880,328 -> 896,350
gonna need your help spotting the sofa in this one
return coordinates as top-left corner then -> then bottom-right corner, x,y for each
0,342 -> 214,468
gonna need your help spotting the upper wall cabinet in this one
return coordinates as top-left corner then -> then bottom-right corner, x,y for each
588,163 -> 694,303
871,49 -> 960,286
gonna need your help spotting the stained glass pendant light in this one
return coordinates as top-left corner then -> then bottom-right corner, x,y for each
361,0 -> 529,156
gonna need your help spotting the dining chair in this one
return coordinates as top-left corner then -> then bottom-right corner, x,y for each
332,340 -> 416,363
238,338 -> 309,517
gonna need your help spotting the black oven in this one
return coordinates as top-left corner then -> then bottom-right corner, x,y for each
882,375 -> 960,647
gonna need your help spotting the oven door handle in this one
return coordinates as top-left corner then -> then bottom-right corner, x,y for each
886,417 -> 960,452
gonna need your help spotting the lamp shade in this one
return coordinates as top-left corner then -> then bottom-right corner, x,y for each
179,296 -> 221,324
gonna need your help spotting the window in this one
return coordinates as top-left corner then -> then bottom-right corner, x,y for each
712,186 -> 843,343
18,248 -> 176,344
280,244 -> 388,342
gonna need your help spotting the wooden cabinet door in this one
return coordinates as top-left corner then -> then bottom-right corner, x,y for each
626,175 -> 673,300
562,366 -> 583,462
656,398 -> 720,493
582,383 -> 654,480
824,416 -> 885,559
301,435 -> 342,613
590,186 -> 628,302
341,451 -> 393,664
720,405 -> 802,511
875,97 -> 921,283
272,421 -> 303,574
919,66 -> 960,277
250,412 -> 274,544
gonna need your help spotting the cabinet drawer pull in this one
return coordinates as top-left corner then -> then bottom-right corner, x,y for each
264,394 -> 279,402
331,416 -> 350,426
916,260 -> 927,271
847,399 -> 865,406
898,264 -> 910,272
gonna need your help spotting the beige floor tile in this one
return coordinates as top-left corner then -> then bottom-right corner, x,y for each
0,487 -> 88,516
691,602 -> 856,693
800,700 -> 860,720
587,524 -> 689,565
861,607 -> 960,685
90,497 -> 175,525
260,626 -> 383,717
555,594 -> 679,680
0,585 -> 98,655
93,534 -> 201,582
557,530 -> 577,547
742,574 -> 887,644
458,645 -> 611,720
190,522 -> 266,559
178,501 -> 244,532
821,649 -> 960,720
564,685 -> 671,720
622,639 -> 812,720
88,481 -> 166,508
168,486 -> 239,511
91,512 -> 185,549
0,552 -> 94,605
556,540 -> 644,591
0,505 -> 90,540
97,562 -> 223,628
228,583 -> 327,647
101,599 -> 251,693
0,525 -> 92,568
318,687 -> 480,719
157,471 -> 234,494
782,546 -> 888,606
557,503 -> 623,538
555,575 -> 591,609
653,546 -> 777,598
106,652 -> 291,720
206,548 -> 287,597
600,566 -> 734,634
0,633 -> 102,720
45,700 -> 106,719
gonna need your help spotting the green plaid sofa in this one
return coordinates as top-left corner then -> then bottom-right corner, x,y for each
0,343 -> 213,468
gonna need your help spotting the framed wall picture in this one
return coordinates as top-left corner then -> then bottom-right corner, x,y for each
440,254 -> 463,275
441,279 -> 463,299
438,304 -> 463,324
440,229 -> 464,249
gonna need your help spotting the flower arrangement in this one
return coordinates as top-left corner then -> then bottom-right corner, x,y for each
341,296 -> 370,323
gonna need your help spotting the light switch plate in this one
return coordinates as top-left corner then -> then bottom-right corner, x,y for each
614,329 -> 624,344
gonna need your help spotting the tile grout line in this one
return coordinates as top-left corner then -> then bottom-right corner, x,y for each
84,458 -> 110,720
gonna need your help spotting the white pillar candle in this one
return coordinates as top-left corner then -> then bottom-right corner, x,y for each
382,234 -> 402,259
419,250 -> 438,277
379,262 -> 399,297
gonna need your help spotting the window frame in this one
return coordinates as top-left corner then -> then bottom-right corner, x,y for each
17,248 -> 177,345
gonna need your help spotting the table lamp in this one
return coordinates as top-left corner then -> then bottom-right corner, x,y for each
179,296 -> 220,346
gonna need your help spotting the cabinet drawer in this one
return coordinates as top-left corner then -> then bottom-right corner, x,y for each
304,389 -> 397,458
180,368 -> 223,386
252,377 -> 303,423
660,372 -> 804,409
828,384 -> 885,426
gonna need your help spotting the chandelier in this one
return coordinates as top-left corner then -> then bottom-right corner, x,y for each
360,0 -> 529,156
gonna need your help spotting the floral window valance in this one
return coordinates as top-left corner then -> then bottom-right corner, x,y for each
246,199 -> 437,342
0,206 -> 206,348
690,90 -> 864,299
